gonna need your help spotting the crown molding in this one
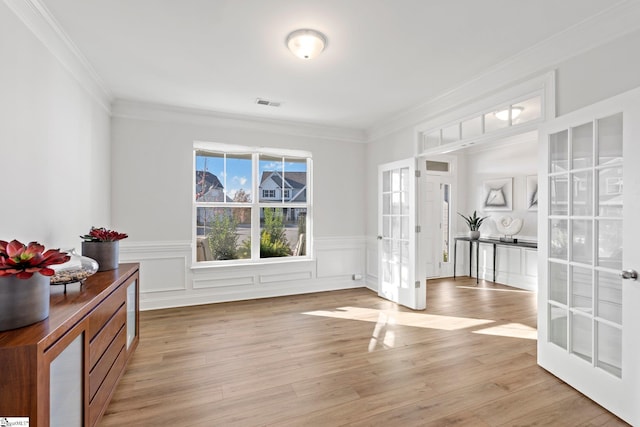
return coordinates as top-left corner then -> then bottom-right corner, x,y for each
366,0 -> 640,142
4,0 -> 112,112
111,98 -> 367,144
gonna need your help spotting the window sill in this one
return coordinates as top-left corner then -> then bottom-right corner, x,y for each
190,257 -> 315,271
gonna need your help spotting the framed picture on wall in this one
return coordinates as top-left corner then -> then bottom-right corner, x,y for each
482,178 -> 513,211
526,175 -> 538,211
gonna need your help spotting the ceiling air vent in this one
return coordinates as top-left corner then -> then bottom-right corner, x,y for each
255,98 -> 281,107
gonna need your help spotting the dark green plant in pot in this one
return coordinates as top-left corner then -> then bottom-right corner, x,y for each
458,210 -> 488,231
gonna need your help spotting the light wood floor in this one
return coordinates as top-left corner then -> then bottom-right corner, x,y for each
100,277 -> 628,426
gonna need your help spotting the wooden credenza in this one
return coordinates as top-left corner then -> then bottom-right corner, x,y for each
0,263 -> 140,427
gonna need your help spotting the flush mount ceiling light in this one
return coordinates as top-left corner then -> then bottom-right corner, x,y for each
286,29 -> 327,60
495,106 -> 524,121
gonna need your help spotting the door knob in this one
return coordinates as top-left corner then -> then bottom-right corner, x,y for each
620,269 -> 638,280
377,235 -> 383,240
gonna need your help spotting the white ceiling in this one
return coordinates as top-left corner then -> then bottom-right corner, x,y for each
40,0 -> 620,131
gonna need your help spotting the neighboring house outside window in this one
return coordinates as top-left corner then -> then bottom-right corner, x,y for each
194,142 -> 311,263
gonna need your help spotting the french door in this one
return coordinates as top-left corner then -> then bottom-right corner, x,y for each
378,159 -> 425,310
538,88 -> 640,424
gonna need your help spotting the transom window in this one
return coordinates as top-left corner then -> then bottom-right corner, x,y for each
420,94 -> 543,152
194,142 -> 311,263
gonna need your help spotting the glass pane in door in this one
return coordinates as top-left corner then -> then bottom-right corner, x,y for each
550,130 -> 568,173
571,265 -> 592,313
380,165 -> 411,293
547,113 -> 623,378
597,322 -> 622,377
572,171 -> 593,216
598,219 -> 622,270
597,271 -> 622,324
571,312 -> 593,362
598,113 -> 623,165
572,122 -> 593,169
549,262 -> 567,304
549,219 -> 568,259
598,167 -> 623,217
571,219 -> 592,265
549,305 -> 568,349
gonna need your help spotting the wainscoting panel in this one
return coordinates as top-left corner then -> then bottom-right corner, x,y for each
193,275 -> 255,289
259,271 -> 313,284
365,237 -> 378,291
450,237 -> 538,291
524,249 -> 538,278
139,257 -> 187,293
119,241 -> 190,294
119,238 -> 367,310
495,246 -> 523,275
316,237 -> 366,279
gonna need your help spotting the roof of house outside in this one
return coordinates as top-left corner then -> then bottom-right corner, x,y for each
196,170 -> 223,189
260,171 -> 306,189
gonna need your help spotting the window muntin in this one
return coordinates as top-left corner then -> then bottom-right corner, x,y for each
194,144 -> 311,263
421,94 -> 543,151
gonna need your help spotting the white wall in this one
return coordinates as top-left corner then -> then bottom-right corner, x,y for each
459,138 -> 538,240
556,29 -> 640,117
0,3 -> 111,249
111,105 -> 368,309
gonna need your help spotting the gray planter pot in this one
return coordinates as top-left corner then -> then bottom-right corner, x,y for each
469,230 -> 480,240
0,273 -> 50,331
82,241 -> 119,271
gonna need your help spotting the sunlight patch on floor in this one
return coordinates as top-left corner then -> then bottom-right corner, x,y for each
368,312 -> 396,351
302,306 -> 495,331
472,323 -> 538,340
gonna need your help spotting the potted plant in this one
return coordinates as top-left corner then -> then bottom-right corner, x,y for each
80,227 -> 128,271
0,240 -> 69,331
458,211 -> 488,240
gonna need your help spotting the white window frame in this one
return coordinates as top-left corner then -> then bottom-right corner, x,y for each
192,141 -> 313,266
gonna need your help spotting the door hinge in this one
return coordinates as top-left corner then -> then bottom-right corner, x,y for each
415,281 -> 420,288
415,225 -> 421,233
415,170 -> 421,178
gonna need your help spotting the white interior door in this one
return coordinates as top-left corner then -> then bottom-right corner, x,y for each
424,177 -> 452,278
538,88 -> 640,425
378,159 -> 425,310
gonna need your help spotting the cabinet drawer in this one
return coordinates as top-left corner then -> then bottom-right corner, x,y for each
89,284 -> 125,341
89,325 -> 125,401
89,305 -> 126,369
89,346 -> 126,427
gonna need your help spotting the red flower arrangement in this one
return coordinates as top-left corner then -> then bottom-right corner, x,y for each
0,240 -> 70,279
80,227 -> 128,242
